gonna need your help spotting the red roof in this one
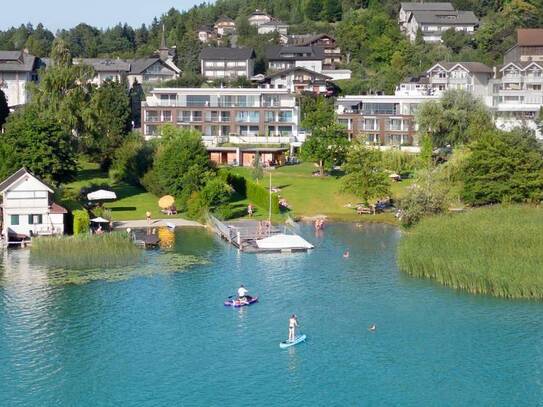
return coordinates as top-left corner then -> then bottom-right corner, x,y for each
517,29 -> 543,47
50,202 -> 68,214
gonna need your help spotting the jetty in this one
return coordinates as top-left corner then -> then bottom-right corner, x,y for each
208,216 -> 313,253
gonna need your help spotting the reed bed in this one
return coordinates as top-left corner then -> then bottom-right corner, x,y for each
31,233 -> 141,270
397,206 -> 543,300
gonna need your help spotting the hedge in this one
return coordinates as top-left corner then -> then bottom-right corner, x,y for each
73,209 -> 90,235
224,171 -> 279,214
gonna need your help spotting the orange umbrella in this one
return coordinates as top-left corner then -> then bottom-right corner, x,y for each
158,195 -> 175,209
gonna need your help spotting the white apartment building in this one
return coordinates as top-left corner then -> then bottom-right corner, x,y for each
141,88 -> 301,146
0,50 -> 41,108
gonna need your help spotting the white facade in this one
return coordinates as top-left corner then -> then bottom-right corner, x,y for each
248,11 -> 272,27
1,169 -> 66,241
258,23 -> 288,35
322,69 -> 352,81
0,51 -> 39,108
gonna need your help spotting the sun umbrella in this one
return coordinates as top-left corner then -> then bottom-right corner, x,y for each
159,195 -> 175,209
90,217 -> 110,223
87,189 -> 117,201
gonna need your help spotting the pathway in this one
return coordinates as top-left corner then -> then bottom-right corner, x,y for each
112,218 -> 205,229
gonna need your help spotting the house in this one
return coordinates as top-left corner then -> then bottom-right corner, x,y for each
0,168 -> 67,243
141,87 -> 302,151
0,50 -> 42,108
214,16 -> 236,36
504,29 -> 543,63
200,47 -> 255,79
258,20 -> 289,35
404,7 -> 479,43
259,67 -> 334,96
425,62 -> 492,96
266,45 -> 325,74
398,2 -> 455,32
248,10 -> 273,27
287,34 -> 342,68
198,26 -> 216,43
74,58 -> 130,86
127,58 -> 180,86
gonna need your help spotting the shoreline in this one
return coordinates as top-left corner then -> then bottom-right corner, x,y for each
112,219 -> 205,229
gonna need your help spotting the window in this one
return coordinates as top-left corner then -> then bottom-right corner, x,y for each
28,214 -> 43,225
278,111 -> 292,122
179,111 -> 191,122
192,111 -> 203,121
187,95 -> 210,107
162,111 -> 172,122
265,111 -> 275,122
10,215 -> 19,225
278,126 -> 292,136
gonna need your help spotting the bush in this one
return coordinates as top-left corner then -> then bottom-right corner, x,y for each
73,210 -> 90,235
93,206 -> 112,221
109,134 -> 154,186
140,169 -> 165,197
222,170 -> 280,214
200,178 -> 231,209
186,192 -> 205,220
214,205 -> 236,220
380,150 -> 421,176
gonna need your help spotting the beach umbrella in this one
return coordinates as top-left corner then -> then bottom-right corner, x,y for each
159,195 -> 175,209
87,189 -> 117,201
90,217 -> 110,223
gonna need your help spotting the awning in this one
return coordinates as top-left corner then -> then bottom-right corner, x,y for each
87,190 -> 117,201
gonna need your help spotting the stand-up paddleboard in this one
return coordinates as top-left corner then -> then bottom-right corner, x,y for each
279,334 -> 307,349
224,296 -> 258,307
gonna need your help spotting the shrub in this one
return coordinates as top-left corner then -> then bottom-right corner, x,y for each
222,170 -> 280,214
214,205 -> 235,220
73,210 -> 90,235
140,169 -> 165,197
186,191 -> 205,220
200,179 -> 231,209
380,150 -> 421,176
93,206 -> 112,221
109,134 -> 154,186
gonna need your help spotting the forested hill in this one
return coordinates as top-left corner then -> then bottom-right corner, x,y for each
1,0 -> 543,93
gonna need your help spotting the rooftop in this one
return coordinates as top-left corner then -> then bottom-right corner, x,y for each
400,2 -> 455,11
266,45 -> 325,61
409,10 -> 479,25
266,66 -> 332,79
75,58 -> 130,72
200,47 -> 255,60
432,61 -> 493,74
0,50 -> 38,72
517,29 -> 543,47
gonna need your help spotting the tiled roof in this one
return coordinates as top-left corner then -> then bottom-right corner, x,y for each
517,29 -> 543,47
0,51 -> 38,72
50,202 -> 68,214
287,34 -> 335,46
400,2 -> 454,11
266,45 -> 325,61
266,66 -> 332,80
200,47 -> 255,60
76,58 -> 130,72
435,61 -> 492,73
410,10 -> 479,25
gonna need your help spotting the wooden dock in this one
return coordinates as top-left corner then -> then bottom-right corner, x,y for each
131,229 -> 161,248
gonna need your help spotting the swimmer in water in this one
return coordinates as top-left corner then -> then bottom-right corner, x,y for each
368,324 -> 376,332
343,250 -> 350,258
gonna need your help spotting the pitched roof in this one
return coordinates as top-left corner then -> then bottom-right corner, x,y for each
249,10 -> 271,17
266,66 -> 332,80
410,10 -> 479,25
76,58 -> 130,72
216,15 -> 235,24
400,2 -> 455,12
498,61 -> 543,72
0,50 -> 38,72
260,20 -> 288,27
287,34 -> 335,46
128,58 -> 161,74
200,47 -> 255,60
266,45 -> 325,61
50,202 -> 68,214
0,167 -> 53,194
431,61 -> 492,73
517,29 -> 543,47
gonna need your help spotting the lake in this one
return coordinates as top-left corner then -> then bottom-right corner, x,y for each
1,223 -> 542,406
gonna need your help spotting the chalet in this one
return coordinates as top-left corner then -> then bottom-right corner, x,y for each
504,29 -> 543,63
398,2 -> 454,32
248,10 -> 273,27
0,50 -> 42,108
128,58 -> 180,86
214,16 -> 236,36
200,47 -> 256,79
287,34 -> 342,68
0,168 -> 67,244
74,58 -> 130,86
259,67 -> 334,96
266,45 -> 325,73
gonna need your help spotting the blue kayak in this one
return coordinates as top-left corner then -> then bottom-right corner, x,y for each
279,334 -> 307,349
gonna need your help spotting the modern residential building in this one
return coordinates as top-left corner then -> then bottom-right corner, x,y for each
141,88 -> 301,152
214,16 -> 237,36
266,45 -> 325,74
402,3 -> 479,43
248,10 -> 273,27
0,168 -> 67,243
336,95 -> 435,147
398,2 -> 454,31
504,28 -> 543,63
200,47 -> 255,80
258,67 -> 334,96
287,34 -> 342,68
258,20 -> 289,35
0,50 -> 42,108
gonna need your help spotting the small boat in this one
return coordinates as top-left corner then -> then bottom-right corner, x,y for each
224,296 -> 258,307
279,334 -> 307,349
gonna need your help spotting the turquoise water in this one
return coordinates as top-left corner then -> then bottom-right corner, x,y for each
1,224 -> 543,406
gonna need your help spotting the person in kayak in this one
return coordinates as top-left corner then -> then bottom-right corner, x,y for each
288,314 -> 299,342
237,285 -> 250,302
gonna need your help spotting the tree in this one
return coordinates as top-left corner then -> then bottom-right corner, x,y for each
0,89 -> 8,128
0,108 -> 77,184
462,129 -> 543,206
129,80 -> 145,128
416,89 -> 493,147
83,79 -> 132,168
441,28 -> 471,53
300,124 -> 349,176
153,126 -> 214,207
341,142 -> 390,205
301,96 -> 335,130
306,0 -> 323,20
324,0 -> 342,22
252,152 -> 264,182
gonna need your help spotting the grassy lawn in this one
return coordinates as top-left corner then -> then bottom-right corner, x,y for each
63,162 -> 185,222
229,162 -> 414,222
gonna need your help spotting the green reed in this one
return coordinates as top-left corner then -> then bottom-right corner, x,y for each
31,232 -> 142,269
397,205 -> 543,300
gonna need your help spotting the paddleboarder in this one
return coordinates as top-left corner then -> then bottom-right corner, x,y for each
288,314 -> 299,342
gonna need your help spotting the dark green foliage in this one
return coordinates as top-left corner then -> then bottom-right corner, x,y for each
200,178 -> 231,209
300,124 -> 349,175
140,168 -> 165,197
73,210 -> 90,235
300,96 -> 335,130
109,134 -> 154,186
223,171 -> 280,214
462,130 -> 543,206
129,80 -> 145,128
0,89 -> 8,128
441,28 -> 471,53
0,108 -> 77,184
153,126 -> 213,208
341,142 -> 391,205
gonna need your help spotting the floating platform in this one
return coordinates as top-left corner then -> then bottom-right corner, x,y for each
208,216 -> 313,253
